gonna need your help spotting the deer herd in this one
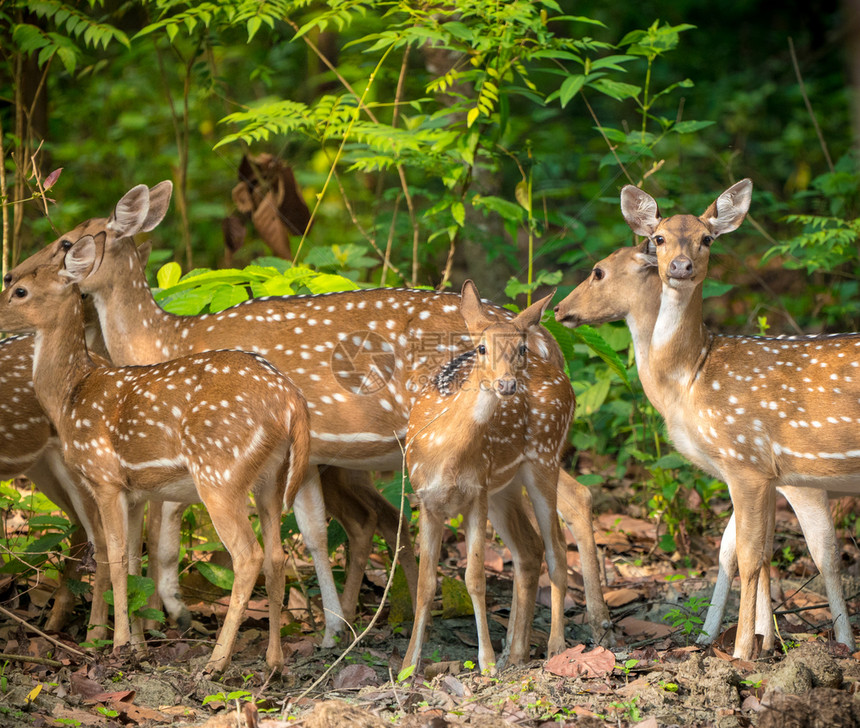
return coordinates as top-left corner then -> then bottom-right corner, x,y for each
1,176 -> 855,674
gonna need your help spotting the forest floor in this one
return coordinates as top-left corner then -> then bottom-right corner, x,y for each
2,474 -> 860,728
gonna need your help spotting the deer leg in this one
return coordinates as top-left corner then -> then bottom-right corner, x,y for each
557,470 -> 615,645
254,467 -> 287,670
127,500 -> 146,647
93,487 -> 132,652
292,467 -> 345,647
403,508 -> 444,671
699,511 -> 737,645
523,465 -> 567,658
781,486 -> 854,648
199,481 -> 264,674
145,501 -> 163,622
728,474 -> 775,660
320,468 -> 377,624
758,501 -> 776,652
488,484 -> 541,667
154,501 -> 190,631
463,491 -> 495,673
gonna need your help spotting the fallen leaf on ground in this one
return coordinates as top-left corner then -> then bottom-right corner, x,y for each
604,588 -> 643,607
333,663 -> 378,690
618,616 -> 675,639
544,644 -> 615,678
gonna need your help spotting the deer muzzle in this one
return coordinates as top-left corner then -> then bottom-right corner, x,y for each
668,255 -> 694,279
496,377 -> 517,396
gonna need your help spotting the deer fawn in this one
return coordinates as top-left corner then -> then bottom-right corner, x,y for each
613,179 -> 860,659
554,243 -> 853,650
15,182 -> 613,649
403,282 -> 573,672
1,234 -> 310,673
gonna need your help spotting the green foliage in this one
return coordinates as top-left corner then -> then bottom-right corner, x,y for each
103,575 -> 165,623
662,595 -> 709,639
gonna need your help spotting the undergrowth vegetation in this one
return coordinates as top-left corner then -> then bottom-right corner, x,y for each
0,0 -> 857,623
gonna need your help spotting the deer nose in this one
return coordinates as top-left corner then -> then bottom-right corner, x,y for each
669,256 -> 693,279
497,378 -> 517,396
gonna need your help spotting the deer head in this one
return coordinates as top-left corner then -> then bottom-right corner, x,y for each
619,179 -> 752,289
460,280 -> 554,397
5,181 -> 172,289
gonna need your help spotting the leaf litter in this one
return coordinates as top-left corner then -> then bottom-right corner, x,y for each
2,485 -> 860,726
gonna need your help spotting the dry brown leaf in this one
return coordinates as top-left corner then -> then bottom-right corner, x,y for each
544,644 -> 615,678
332,664 -> 378,690
603,588 -> 643,607
618,616 -> 675,639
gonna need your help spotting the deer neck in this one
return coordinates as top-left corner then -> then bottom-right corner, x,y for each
625,300 -> 663,413
650,281 -> 712,398
31,298 -> 94,428
89,260 -> 181,366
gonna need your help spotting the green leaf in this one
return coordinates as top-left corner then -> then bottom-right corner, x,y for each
557,74 -> 585,108
247,15 -> 261,41
209,284 -> 249,312
576,473 -> 605,486
196,561 -> 234,590
572,325 -> 631,388
304,273 -> 359,294
471,194 -> 524,223
451,201 -> 465,227
157,262 -> 182,289
466,107 -> 480,128
702,279 -> 734,299
672,120 -> 715,135
590,78 -> 641,102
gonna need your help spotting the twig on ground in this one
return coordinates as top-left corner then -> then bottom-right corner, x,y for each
0,604 -> 88,659
0,652 -> 64,668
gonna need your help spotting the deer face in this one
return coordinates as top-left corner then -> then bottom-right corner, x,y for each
0,268 -> 74,334
650,214 -> 715,290
554,246 -> 658,327
619,179 -> 753,293
473,322 -> 529,397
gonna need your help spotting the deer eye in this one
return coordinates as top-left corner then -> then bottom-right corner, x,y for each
61,239 -> 73,251
702,235 -> 713,247
477,344 -> 487,355
518,343 -> 527,356
14,288 -> 27,299
654,235 -> 665,246
593,267 -> 604,281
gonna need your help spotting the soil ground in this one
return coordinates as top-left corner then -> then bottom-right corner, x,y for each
2,480 -> 860,728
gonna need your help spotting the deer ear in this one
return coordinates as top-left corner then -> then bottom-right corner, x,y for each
136,241 -> 152,267
620,185 -> 661,236
107,184 -> 150,239
633,251 -> 658,268
513,290 -> 555,330
142,181 -> 173,232
460,280 -> 491,335
63,234 -> 102,283
701,178 -> 753,236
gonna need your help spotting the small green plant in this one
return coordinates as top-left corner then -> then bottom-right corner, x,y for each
662,595 -> 710,638
660,680 -> 679,692
202,689 -> 254,707
396,664 -> 416,683
463,660 -> 475,671
608,697 -> 641,723
617,657 -> 639,684
95,706 -> 119,718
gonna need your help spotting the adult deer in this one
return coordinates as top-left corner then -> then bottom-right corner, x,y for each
14,182 -> 613,652
611,179 -> 860,659
1,234 -> 310,673
404,282 -> 572,672
554,244 -> 853,650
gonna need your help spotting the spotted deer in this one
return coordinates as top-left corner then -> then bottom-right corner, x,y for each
403,282 -> 573,672
554,244 -> 854,650
612,179 -> 860,659
0,334 -> 110,635
1,234 -> 310,673
14,182 -> 613,649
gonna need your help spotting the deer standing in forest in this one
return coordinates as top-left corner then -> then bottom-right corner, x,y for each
404,282 -> 572,672
1,234 -> 310,673
604,179 -> 860,659
13,181 -> 613,655
554,243 -> 854,650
